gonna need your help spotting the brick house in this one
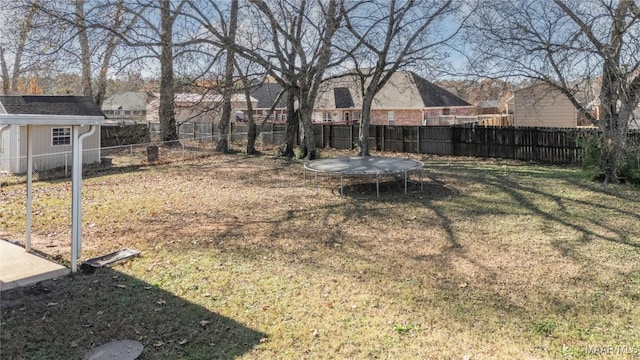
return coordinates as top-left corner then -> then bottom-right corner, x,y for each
314,71 -> 474,126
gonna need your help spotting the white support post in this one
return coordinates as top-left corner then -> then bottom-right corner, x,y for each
70,125 -> 95,273
26,125 -> 33,252
71,126 -> 81,272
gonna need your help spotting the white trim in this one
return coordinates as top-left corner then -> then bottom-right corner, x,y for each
0,114 -> 104,126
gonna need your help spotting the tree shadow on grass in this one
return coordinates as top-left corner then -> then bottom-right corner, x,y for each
424,161 -> 640,249
0,268 -> 266,360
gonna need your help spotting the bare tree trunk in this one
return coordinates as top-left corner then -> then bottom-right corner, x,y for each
11,0 -> 40,94
94,1 -> 131,107
159,0 -> 178,144
215,93 -> 232,152
358,98 -> 373,156
241,81 -> 258,155
75,0 -> 93,97
298,116 -> 307,159
0,47 -> 9,94
298,101 -> 318,160
246,116 -> 258,155
278,94 -> 298,158
94,48 -> 114,107
216,0 -> 238,153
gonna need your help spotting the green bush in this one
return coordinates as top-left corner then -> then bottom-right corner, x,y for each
579,131 -> 640,185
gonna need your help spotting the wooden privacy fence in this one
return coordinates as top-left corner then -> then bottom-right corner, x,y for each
311,124 -> 617,164
142,122 -> 637,164
450,126 -> 584,163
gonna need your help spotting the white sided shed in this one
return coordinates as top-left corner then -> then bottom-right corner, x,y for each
1,96 -> 102,173
0,95 -> 105,273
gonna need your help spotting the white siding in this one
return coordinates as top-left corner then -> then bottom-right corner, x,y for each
514,84 -> 577,127
0,125 -> 100,173
0,126 -> 19,172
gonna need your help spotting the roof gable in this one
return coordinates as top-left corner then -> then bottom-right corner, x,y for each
0,95 -> 105,117
250,83 -> 287,108
409,72 -> 472,107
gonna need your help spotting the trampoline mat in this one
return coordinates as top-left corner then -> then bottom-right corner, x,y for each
304,156 -> 423,175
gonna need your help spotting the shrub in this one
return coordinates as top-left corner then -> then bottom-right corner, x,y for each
579,130 -> 640,185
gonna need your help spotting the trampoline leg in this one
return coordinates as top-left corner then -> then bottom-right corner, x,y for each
315,172 -> 318,195
376,174 -> 380,198
340,174 -> 343,196
420,168 -> 424,191
404,171 -> 408,195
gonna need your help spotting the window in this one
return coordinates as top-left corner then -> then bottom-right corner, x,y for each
388,111 -> 395,125
323,112 -> 332,122
52,127 -> 71,146
343,112 -> 350,123
352,111 -> 361,123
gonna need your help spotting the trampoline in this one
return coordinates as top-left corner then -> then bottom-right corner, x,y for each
304,156 -> 424,197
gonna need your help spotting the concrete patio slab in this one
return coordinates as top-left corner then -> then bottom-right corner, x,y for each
0,239 -> 70,292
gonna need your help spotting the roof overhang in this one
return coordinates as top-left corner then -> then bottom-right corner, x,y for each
0,114 -> 105,126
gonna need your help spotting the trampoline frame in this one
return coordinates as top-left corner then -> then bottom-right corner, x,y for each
303,156 -> 424,198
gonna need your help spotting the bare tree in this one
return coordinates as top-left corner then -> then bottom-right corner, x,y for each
0,0 -> 45,95
18,0 -> 142,105
468,0 -> 640,184
249,0 -> 340,160
154,0 -> 182,143
74,0 -> 93,97
92,1 -> 142,106
338,0 -> 463,156
111,0 -> 188,144
180,0 -> 342,159
215,0 -> 239,153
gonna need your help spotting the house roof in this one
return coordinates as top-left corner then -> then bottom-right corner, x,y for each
409,72 -> 472,107
102,91 -> 148,111
315,71 -> 472,110
149,92 -> 256,104
250,83 -> 287,109
0,95 -> 105,117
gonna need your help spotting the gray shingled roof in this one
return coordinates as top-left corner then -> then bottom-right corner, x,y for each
250,83 -> 287,108
333,87 -> 354,108
410,73 -> 472,107
0,95 -> 105,117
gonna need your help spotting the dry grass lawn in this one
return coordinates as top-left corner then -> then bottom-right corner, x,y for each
1,148 -> 639,359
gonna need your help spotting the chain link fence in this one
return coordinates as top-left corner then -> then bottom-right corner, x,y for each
1,126 -> 286,187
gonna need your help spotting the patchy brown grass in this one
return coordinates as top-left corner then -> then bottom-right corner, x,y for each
1,148 -> 639,359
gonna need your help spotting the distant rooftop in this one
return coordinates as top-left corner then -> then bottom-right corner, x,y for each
250,83 -> 287,108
